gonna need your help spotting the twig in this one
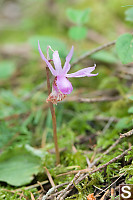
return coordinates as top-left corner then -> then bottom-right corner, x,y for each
100,189 -> 110,200
46,191 -> 62,199
71,40 -> 116,67
91,129 -> 133,167
111,188 -> 115,199
56,172 -> 81,200
102,117 -> 114,134
94,116 -> 119,123
42,182 -> 69,200
95,172 -> 125,198
44,167 -> 55,188
1,189 -> 28,200
57,146 -> 132,199
86,156 -> 92,168
64,96 -> 120,103
15,180 -> 48,191
120,129 -> 133,138
81,146 -> 132,181
46,66 -> 60,165
37,181 -> 46,193
56,168 -> 90,177
30,192 -> 36,200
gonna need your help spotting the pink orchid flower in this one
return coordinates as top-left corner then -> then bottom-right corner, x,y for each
38,41 -> 98,104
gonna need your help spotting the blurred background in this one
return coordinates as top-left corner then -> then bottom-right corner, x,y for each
0,0 -> 133,196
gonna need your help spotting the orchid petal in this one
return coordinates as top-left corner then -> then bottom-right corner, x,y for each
38,41 -> 56,76
66,64 -> 98,78
56,76 -> 73,94
63,46 -> 74,74
53,51 -> 63,75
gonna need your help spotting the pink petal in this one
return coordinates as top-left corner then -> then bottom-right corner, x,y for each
62,46 -> 74,74
56,76 -> 73,94
66,64 -> 98,78
38,41 -> 56,76
53,51 -> 63,75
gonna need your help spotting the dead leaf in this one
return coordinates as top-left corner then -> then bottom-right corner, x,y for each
87,193 -> 96,200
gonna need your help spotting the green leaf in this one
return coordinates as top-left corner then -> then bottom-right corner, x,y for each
91,50 -> 118,63
128,106 -> 133,113
129,95 -> 133,100
0,61 -> 16,79
66,8 -> 90,25
115,117 -> 133,130
68,26 -> 87,41
0,145 -> 43,186
125,7 -> 133,22
116,33 -> 133,64
29,36 -> 67,58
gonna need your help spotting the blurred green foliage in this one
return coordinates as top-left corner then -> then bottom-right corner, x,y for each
0,0 -> 133,199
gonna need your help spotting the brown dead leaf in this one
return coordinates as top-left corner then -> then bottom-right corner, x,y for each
87,193 -> 96,200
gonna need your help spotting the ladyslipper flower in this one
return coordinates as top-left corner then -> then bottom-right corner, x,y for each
38,41 -> 98,104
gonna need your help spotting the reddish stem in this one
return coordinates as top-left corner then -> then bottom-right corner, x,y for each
46,66 -> 60,165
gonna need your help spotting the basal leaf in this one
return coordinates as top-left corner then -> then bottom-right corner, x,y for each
68,26 -> 87,41
116,33 -> 133,64
0,145 -> 42,186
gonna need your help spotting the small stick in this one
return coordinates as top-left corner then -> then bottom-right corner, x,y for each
81,146 -> 132,182
44,167 -> 55,188
37,181 -> 46,193
42,182 -> 69,200
71,40 -> 116,67
46,66 -> 60,165
30,192 -> 36,200
111,188 -> 115,199
57,146 -> 132,199
92,147 -> 131,175
95,172 -> 125,198
65,96 -> 120,103
120,129 -> 133,138
100,189 -> 110,200
91,129 -> 133,167
15,180 -> 48,191
1,189 -> 28,200
56,172 -> 81,200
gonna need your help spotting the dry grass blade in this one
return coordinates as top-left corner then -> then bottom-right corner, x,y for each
65,96 -> 120,103
44,167 -> 55,188
100,189 -> 110,200
30,192 -> 36,200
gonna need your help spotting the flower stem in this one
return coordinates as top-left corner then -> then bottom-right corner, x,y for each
46,66 -> 60,165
